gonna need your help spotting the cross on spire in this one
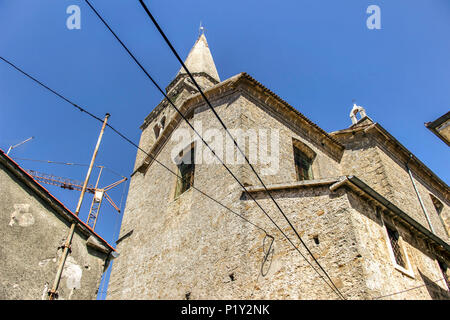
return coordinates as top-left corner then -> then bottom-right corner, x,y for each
199,21 -> 205,37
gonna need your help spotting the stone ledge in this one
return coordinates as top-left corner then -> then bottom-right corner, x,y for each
245,177 -> 339,193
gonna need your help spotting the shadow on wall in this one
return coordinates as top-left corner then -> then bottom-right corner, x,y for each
419,269 -> 450,300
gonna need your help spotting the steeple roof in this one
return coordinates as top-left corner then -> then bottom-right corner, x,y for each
177,33 -> 220,82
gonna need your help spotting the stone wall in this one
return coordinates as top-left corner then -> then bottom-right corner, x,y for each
0,163 -> 108,300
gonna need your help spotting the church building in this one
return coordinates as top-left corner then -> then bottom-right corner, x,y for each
107,33 -> 449,300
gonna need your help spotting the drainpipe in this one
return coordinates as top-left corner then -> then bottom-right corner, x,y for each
406,154 -> 435,234
48,113 -> 110,300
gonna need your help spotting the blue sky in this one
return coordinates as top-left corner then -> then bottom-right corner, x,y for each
1,0 -> 449,299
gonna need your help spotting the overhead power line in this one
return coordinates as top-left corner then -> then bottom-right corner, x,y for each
0,57 -> 105,124
0,55 -> 274,262
84,0 -> 345,299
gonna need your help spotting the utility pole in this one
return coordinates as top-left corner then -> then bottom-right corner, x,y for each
48,113 -> 110,300
6,136 -> 34,155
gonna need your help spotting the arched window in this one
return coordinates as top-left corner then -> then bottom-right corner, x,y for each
292,139 -> 315,181
294,147 -> 313,181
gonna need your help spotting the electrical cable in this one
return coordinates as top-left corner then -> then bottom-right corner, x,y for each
0,57 -> 104,124
372,277 -> 447,300
11,156 -> 125,178
85,0 -> 344,299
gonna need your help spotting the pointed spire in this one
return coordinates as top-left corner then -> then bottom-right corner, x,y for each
177,32 -> 220,82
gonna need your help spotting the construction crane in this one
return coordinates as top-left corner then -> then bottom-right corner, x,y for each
26,168 -> 127,231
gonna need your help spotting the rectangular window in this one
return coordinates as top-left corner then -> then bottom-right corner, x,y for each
293,146 -> 313,181
386,225 -> 406,268
175,146 -> 195,198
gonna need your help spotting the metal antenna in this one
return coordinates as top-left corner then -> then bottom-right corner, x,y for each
6,136 -> 34,155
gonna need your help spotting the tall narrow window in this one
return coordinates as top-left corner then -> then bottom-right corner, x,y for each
386,225 -> 406,268
430,194 -> 449,237
153,124 -> 161,139
293,146 -> 313,181
175,146 -> 195,198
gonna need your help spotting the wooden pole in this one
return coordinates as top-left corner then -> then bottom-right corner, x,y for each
48,113 -> 110,300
